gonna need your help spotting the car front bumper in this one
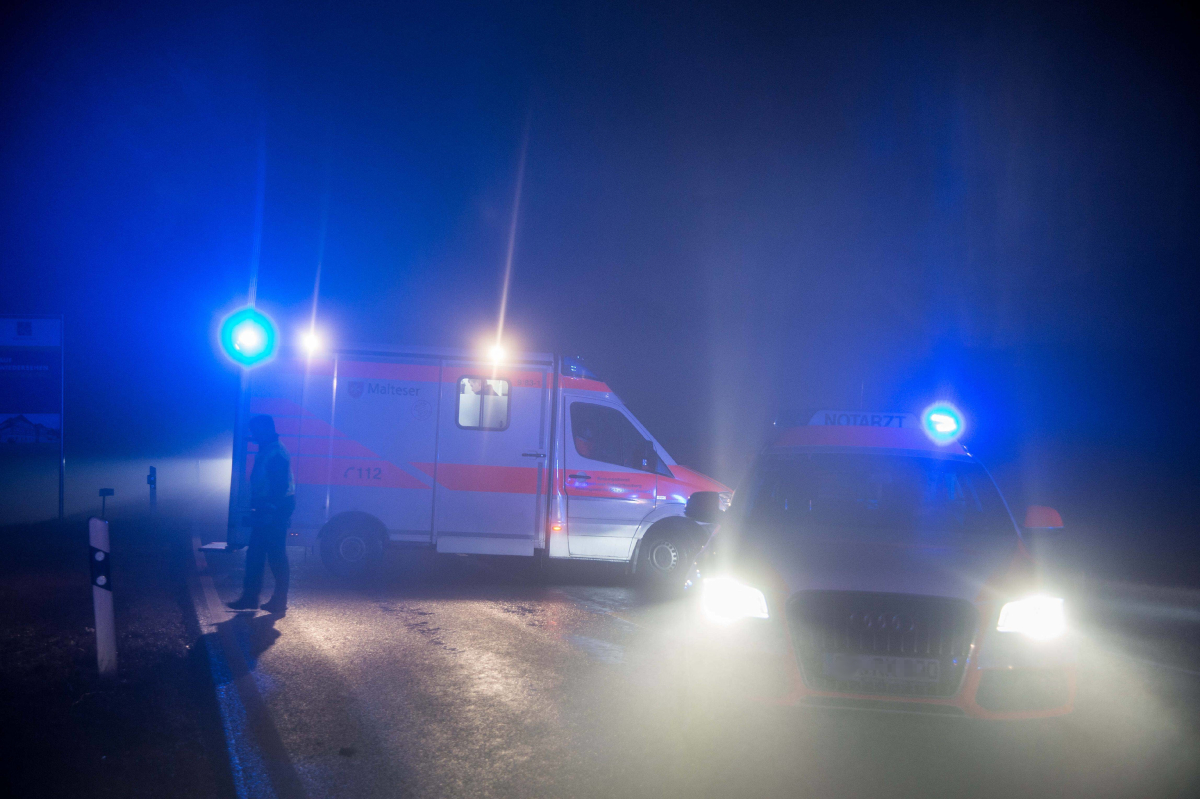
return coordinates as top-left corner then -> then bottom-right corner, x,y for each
688,604 -> 1077,720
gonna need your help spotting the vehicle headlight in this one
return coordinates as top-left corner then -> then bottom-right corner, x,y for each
996,596 -> 1065,639
718,492 -> 732,512
701,577 -> 769,623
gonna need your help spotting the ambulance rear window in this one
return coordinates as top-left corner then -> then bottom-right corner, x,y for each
457,378 -> 509,430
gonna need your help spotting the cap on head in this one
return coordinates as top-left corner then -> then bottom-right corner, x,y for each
249,414 -> 278,441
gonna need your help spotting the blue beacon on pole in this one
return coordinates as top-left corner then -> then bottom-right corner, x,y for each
219,307 -> 277,367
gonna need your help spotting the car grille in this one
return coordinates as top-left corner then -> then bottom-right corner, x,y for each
786,591 -> 978,698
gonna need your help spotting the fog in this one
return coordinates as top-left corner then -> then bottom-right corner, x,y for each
2,2 -> 1197,564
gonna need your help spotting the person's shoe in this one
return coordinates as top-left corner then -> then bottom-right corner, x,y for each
260,597 -> 287,615
226,596 -> 259,611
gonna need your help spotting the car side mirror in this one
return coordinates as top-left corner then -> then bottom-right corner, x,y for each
1023,505 -> 1064,530
686,491 -> 723,524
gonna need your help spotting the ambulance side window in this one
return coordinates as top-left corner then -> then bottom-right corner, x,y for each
570,402 -> 655,472
457,378 -> 510,430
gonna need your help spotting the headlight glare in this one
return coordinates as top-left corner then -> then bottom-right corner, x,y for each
996,596 -> 1065,639
701,577 -> 769,623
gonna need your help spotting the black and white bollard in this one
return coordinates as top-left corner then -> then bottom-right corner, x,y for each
89,517 -> 118,678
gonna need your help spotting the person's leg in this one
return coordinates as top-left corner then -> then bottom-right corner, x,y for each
234,527 -> 267,607
262,524 -> 290,611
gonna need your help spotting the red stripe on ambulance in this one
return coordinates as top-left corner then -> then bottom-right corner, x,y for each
413,462 -> 539,494
247,454 -> 431,490
443,369 -> 545,388
559,375 -> 611,393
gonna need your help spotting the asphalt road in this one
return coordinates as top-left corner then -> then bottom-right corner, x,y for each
185,525 -> 1200,799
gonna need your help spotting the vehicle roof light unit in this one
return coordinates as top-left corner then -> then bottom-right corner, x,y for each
921,402 -> 964,445
219,306 -> 277,367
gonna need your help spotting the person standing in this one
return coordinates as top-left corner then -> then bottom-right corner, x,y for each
228,415 -> 295,614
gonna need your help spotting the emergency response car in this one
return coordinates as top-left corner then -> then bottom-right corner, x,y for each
227,346 -> 728,585
683,408 -> 1075,719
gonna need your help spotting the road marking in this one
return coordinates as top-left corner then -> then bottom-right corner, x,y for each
189,537 -> 308,799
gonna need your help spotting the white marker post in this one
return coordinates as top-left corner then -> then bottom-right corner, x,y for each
89,517 -> 117,678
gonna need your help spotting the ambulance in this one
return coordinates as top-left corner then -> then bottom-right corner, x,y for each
684,407 -> 1076,719
227,345 -> 729,585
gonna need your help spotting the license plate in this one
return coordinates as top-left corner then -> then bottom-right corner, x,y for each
822,653 -> 941,683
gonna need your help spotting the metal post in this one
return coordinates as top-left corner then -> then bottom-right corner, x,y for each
99,488 -> 113,519
89,517 -> 117,678
147,466 -> 157,507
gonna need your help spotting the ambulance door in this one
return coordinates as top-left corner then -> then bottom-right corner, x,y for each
326,357 -> 441,544
432,362 -> 551,555
563,398 -> 658,559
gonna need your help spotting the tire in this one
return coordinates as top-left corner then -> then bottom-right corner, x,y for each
636,518 -> 702,591
319,513 -> 384,579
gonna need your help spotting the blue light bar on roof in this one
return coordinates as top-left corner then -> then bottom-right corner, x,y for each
921,402 -> 964,444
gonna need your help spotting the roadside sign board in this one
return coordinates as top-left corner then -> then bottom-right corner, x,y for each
0,317 -> 62,444
1,316 -> 64,518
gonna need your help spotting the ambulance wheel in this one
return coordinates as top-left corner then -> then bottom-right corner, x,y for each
319,513 -> 384,579
636,519 -> 700,591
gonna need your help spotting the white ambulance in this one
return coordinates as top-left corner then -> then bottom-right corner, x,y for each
227,346 -> 729,585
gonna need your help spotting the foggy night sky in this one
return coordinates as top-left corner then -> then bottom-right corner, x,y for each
2,1 -> 1198,541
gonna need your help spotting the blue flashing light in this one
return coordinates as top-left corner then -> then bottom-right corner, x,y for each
921,402 -> 964,445
219,307 -> 277,367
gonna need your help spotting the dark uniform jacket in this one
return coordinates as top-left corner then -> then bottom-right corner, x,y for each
250,437 -> 295,527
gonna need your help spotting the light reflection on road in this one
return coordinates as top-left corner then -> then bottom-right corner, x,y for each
191,534 -> 1200,799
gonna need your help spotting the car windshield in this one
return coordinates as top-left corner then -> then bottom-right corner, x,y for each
741,451 -> 1014,541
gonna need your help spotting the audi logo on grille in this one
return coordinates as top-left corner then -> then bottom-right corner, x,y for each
848,612 -> 915,632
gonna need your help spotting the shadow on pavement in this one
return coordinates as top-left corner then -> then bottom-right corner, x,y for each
205,611 -> 284,678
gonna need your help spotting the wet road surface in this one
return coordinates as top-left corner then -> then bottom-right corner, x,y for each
188,534 -> 1200,799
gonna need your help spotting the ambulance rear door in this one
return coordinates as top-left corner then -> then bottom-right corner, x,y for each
431,357 -> 552,555
235,353 -> 440,548
326,356 -> 441,543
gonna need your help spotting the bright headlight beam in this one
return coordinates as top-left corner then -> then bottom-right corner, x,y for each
701,577 -> 769,624
996,596 -> 1065,640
